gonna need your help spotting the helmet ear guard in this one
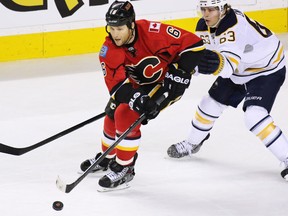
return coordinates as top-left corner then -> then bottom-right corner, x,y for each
105,1 -> 135,28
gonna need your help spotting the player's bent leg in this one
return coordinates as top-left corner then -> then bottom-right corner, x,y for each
80,116 -> 116,173
244,105 -> 288,181
98,104 -> 140,190
167,95 -> 227,158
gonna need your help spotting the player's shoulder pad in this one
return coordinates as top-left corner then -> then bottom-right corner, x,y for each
216,9 -> 238,36
136,19 -> 150,26
196,18 -> 208,32
99,38 -> 125,69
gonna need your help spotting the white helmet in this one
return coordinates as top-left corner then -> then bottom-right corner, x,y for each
199,0 -> 228,12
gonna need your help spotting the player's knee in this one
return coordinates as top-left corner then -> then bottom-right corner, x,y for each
244,106 -> 270,130
114,104 -> 141,137
199,95 -> 227,117
103,115 -> 116,138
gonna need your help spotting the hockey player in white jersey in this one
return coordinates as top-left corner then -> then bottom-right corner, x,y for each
167,0 -> 288,180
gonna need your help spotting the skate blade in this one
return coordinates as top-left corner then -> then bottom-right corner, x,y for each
97,183 -> 131,192
77,169 -> 109,177
163,155 -> 193,160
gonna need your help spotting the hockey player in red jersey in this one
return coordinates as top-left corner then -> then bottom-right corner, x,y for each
80,1 -> 205,190
167,0 -> 288,181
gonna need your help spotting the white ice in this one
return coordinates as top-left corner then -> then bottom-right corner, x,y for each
1,34 -> 288,216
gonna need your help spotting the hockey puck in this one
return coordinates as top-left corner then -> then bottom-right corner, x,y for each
52,201 -> 64,211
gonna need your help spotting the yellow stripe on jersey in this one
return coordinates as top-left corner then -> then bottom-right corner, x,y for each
179,45 -> 206,56
257,122 -> 276,140
101,140 -> 111,148
228,56 -> 239,66
244,67 -> 264,73
273,45 -> 284,64
116,145 -> 139,152
190,45 -> 206,52
195,111 -> 213,124
245,43 -> 284,73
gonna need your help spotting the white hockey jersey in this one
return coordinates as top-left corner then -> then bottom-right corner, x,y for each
195,8 -> 286,84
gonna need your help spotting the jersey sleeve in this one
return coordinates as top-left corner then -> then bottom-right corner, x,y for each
99,38 -> 127,95
216,10 -> 247,78
196,10 -> 248,78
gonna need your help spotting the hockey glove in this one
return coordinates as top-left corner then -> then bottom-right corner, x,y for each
163,64 -> 192,101
105,97 -> 120,119
197,49 -> 224,75
128,90 -> 159,125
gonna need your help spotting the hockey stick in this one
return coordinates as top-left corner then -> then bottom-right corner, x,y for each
56,92 -> 168,193
0,112 -> 106,156
56,113 -> 146,193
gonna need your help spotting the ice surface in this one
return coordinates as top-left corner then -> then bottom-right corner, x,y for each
0,40 -> 288,216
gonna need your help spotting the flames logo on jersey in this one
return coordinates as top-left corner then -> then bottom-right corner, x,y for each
126,56 -> 164,85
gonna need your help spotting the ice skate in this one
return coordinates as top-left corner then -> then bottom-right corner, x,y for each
281,159 -> 288,181
167,134 -> 210,158
97,154 -> 137,192
79,152 -> 113,173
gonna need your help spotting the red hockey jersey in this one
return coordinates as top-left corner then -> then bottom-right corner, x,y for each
99,19 -> 203,94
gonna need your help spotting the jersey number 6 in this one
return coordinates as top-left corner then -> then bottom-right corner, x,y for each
166,26 -> 181,38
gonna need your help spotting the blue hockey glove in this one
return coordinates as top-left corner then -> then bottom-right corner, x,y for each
198,49 -> 224,75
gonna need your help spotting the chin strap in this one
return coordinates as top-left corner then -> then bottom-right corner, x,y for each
210,12 -> 226,28
124,28 -> 135,45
